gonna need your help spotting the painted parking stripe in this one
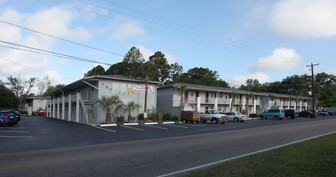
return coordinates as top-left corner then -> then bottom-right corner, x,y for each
0,130 -> 28,133
142,124 -> 168,130
0,136 -> 32,138
166,124 -> 188,129
185,124 -> 206,127
121,125 -> 144,131
92,125 -> 116,133
158,130 -> 336,177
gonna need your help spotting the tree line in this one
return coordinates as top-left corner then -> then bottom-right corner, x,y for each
86,46 -> 336,108
84,47 -> 230,88
2,47 -> 336,110
239,73 -> 336,107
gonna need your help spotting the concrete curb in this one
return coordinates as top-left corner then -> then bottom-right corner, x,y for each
162,121 -> 175,124
123,123 -> 139,126
145,122 -> 158,125
100,124 -> 117,127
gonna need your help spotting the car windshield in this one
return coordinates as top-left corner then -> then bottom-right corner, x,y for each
237,112 -> 242,115
210,110 -> 219,114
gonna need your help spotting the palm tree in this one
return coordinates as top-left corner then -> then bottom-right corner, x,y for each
117,101 -> 141,122
230,92 -> 238,111
174,85 -> 188,122
245,93 -> 254,115
94,95 -> 122,124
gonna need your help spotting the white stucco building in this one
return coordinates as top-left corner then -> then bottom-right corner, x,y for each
47,75 -> 160,124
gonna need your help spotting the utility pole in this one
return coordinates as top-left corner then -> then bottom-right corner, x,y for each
144,75 -> 149,121
306,63 -> 319,118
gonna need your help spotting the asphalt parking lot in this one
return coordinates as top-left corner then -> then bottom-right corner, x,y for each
1,115 -> 335,154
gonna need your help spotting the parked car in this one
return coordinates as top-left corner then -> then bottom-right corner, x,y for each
0,110 -> 18,126
226,112 -> 248,122
200,109 -> 227,124
33,110 -> 45,115
298,111 -> 313,118
260,108 -> 285,120
317,111 -> 329,116
10,110 -> 21,121
284,109 -> 297,119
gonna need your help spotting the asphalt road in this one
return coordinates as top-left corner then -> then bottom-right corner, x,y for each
1,116 -> 336,177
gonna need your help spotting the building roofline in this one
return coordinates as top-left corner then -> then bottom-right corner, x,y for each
50,75 -> 162,95
159,83 -> 312,99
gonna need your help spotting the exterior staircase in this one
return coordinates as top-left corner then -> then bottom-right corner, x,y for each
83,100 -> 97,125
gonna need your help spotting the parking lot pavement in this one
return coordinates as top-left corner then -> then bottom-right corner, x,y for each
2,115 -> 335,154
0,122 -> 32,139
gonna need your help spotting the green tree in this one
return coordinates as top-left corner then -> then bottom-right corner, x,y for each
94,95 -> 122,124
245,93 -> 254,115
6,75 -> 36,109
168,63 -> 183,83
0,84 -> 19,108
84,65 -> 106,77
240,79 -> 261,92
176,67 -> 229,88
149,51 -> 171,82
45,84 -> 65,94
123,47 -> 145,63
174,85 -> 188,122
117,101 -> 141,122
230,92 -> 238,111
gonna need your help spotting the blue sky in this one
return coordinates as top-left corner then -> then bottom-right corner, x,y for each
0,0 -> 335,89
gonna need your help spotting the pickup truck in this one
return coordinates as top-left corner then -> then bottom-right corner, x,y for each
200,109 -> 227,124
260,109 -> 285,120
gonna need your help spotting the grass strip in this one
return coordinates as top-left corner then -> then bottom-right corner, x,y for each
181,133 -> 336,177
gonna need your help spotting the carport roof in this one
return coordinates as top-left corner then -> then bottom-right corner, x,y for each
50,75 -> 161,95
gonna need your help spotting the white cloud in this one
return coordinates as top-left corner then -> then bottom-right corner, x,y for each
326,68 -> 336,75
230,72 -> 270,87
0,5 -> 91,81
137,45 -> 177,64
249,48 -> 302,72
111,21 -> 146,41
268,0 -> 336,39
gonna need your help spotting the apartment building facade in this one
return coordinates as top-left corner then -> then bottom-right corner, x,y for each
157,83 -> 312,117
47,75 -> 160,124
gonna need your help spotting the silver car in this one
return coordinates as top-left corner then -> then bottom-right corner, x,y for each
226,112 -> 248,122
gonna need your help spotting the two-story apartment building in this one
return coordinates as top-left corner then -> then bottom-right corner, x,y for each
259,92 -> 312,112
157,83 -> 267,117
47,75 -> 160,124
157,83 -> 313,117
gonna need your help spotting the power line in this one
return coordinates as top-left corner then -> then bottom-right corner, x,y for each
0,40 -> 113,66
49,0 -> 262,57
0,19 -> 123,57
101,0 -> 257,51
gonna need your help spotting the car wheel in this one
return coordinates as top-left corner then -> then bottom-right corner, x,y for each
212,118 -> 218,124
234,118 -> 239,122
275,116 -> 279,120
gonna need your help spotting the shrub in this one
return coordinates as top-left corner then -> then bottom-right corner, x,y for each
249,113 -> 259,118
116,115 -> 125,123
162,113 -> 172,121
172,116 -> 178,121
138,113 -> 144,121
20,111 -> 28,115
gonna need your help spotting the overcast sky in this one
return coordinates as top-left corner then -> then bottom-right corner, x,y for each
0,0 -> 335,88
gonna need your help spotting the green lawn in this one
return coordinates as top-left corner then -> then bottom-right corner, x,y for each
180,133 -> 336,177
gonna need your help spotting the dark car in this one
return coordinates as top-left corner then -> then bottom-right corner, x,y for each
285,109 -> 296,119
298,111 -> 313,118
10,110 -> 21,121
0,111 -> 18,126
